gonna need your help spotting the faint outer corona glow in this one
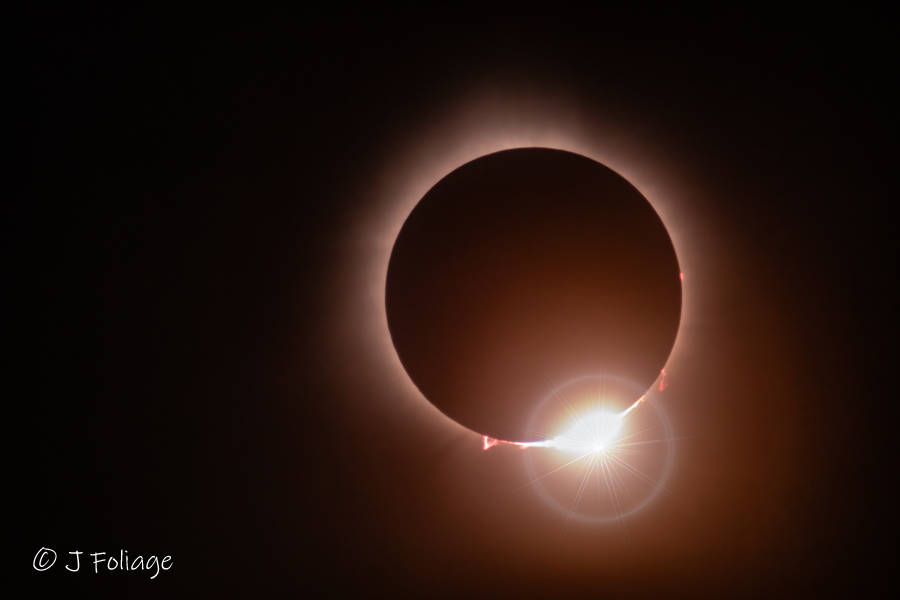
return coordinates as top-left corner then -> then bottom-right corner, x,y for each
331,89 -> 702,450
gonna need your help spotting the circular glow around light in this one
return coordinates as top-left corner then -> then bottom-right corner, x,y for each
524,374 -> 675,523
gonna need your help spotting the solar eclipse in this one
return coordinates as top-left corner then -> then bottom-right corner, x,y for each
385,148 -> 681,443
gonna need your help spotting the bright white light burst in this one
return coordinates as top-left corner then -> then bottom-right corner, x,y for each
552,408 -> 627,457
485,390 -> 677,533
483,393 -> 644,454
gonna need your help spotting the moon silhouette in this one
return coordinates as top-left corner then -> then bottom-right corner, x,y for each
386,148 -> 681,441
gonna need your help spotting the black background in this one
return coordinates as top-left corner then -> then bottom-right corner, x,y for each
13,4 -> 895,598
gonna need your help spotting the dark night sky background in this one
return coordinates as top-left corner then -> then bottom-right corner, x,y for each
13,4 -> 896,598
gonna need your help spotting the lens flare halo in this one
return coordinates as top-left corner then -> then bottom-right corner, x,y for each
520,374 -> 676,524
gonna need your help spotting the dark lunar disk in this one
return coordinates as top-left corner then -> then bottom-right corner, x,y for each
386,148 -> 681,441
